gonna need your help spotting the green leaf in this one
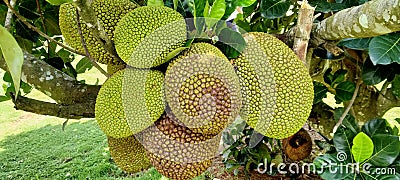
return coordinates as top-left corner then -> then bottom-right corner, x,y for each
309,0 -> 348,13
339,38 -> 371,50
203,0 -> 226,28
362,58 -> 394,85
0,95 -> 11,102
313,81 -> 328,104
314,153 -> 358,179
223,0 -> 238,20
147,0 -> 164,6
75,58 -> 93,74
332,69 -> 347,86
351,132 -> 374,163
238,0 -> 257,7
333,127 -> 356,161
0,25 -> 23,99
392,74 -> 400,98
165,47 -> 188,62
366,134 -> 400,167
335,81 -> 356,103
45,0 -> 73,5
362,118 -> 389,137
193,0 -> 206,17
216,28 -> 246,58
369,33 -> 400,65
260,0 -> 291,19
334,108 -> 360,134
223,131 -> 235,145
249,131 -> 264,148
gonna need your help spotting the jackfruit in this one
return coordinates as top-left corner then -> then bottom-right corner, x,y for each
164,43 -> 242,136
136,112 -> 220,180
95,68 -> 165,138
232,32 -> 313,139
114,6 -> 187,68
59,0 -> 137,65
108,135 -> 151,173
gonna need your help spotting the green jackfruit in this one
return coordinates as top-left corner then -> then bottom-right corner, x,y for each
165,43 -> 242,136
59,0 -> 137,65
137,112 -> 220,180
108,135 -> 151,173
114,6 -> 186,68
95,68 -> 165,138
233,32 -> 313,139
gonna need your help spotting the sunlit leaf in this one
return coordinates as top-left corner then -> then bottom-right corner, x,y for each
351,132 -> 374,163
0,25 -> 23,99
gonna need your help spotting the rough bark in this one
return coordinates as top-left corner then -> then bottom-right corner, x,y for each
11,93 -> 95,119
0,51 -> 100,105
313,0 -> 400,41
293,1 -> 315,67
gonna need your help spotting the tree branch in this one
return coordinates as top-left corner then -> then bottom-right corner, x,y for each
0,51 -> 100,105
333,80 -> 362,133
313,0 -> 400,41
4,0 -> 15,31
2,0 -> 84,56
11,93 -> 95,119
75,8 -> 109,78
74,0 -> 122,62
293,0 -> 315,67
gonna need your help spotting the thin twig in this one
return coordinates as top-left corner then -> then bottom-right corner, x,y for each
75,9 -> 110,78
3,0 -> 84,56
332,80 -> 362,133
4,0 -> 15,31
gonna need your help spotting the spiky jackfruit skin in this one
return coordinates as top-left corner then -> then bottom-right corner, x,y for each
108,135 -> 151,173
165,43 -> 242,136
233,32 -> 313,139
95,70 -> 132,138
148,153 -> 212,180
114,6 -> 186,68
95,68 -> 165,138
59,0 -> 137,65
122,68 -> 165,135
137,113 -> 219,180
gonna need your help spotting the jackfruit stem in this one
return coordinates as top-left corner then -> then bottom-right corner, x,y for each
75,8 -> 110,78
74,0 -> 123,62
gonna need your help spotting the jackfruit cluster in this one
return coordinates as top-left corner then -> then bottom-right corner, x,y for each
59,0 -> 137,65
114,6 -> 187,68
232,32 -> 313,139
95,68 -> 164,138
136,111 -> 220,180
107,135 -> 151,173
58,0 -> 316,178
165,43 -> 242,136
